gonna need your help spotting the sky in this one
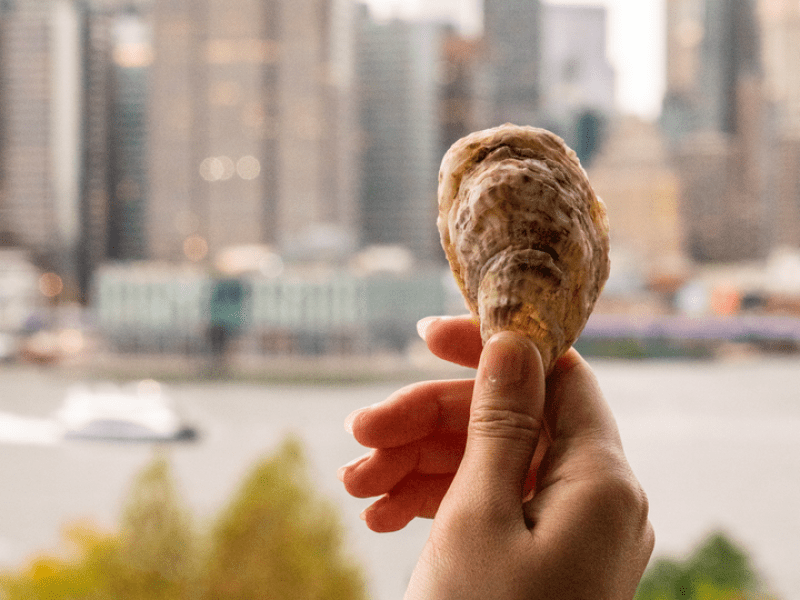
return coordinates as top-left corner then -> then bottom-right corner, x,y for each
363,0 -> 666,120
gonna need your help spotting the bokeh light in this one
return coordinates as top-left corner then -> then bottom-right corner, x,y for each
200,156 -> 236,181
39,272 -> 63,298
58,329 -> 85,354
237,155 -> 261,180
183,234 -> 209,262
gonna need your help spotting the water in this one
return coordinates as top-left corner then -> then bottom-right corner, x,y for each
1,357 -> 799,600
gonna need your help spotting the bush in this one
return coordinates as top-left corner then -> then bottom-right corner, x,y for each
635,531 -> 780,600
0,438 -> 367,600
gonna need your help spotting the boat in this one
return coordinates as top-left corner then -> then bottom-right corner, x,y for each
56,380 -> 198,442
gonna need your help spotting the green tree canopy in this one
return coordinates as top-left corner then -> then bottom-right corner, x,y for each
203,436 -> 366,600
1,437 -> 366,600
635,530 -> 779,600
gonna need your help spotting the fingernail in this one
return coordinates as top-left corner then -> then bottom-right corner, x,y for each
484,333 -> 533,387
416,316 -> 438,341
360,497 -> 384,521
337,452 -> 370,481
344,409 -> 362,434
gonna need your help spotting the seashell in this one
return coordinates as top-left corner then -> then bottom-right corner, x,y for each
437,123 -> 611,374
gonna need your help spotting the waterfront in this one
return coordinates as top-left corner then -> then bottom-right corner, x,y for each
1,356 -> 799,599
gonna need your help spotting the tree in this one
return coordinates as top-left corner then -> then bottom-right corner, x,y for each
1,438 -> 366,600
635,530 -> 780,600
202,436 -> 367,600
115,453 -> 200,600
0,453 -> 197,600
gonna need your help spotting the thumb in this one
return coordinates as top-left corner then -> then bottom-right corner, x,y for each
451,331 -> 545,516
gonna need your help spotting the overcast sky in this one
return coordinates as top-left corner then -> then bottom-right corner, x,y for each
362,0 -> 666,120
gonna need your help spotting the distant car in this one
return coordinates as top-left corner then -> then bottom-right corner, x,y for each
56,381 -> 198,442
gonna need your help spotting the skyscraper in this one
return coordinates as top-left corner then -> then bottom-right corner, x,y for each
538,3 -> 615,166
356,10 -> 444,265
482,0 -> 542,126
0,0 -> 81,269
0,0 -> 149,297
663,0 -> 762,139
147,0 -> 357,263
663,0 -> 771,262
106,9 -> 150,261
758,0 -> 800,248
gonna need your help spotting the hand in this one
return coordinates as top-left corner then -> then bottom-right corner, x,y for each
339,316 -> 485,532
339,316 -> 542,532
340,316 -> 654,599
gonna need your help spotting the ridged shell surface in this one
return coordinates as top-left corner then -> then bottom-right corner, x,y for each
438,124 -> 610,374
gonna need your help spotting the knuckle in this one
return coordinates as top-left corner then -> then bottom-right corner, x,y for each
588,471 -> 652,532
469,407 -> 541,443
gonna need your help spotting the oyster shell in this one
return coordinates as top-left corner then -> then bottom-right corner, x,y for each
438,124 -> 610,374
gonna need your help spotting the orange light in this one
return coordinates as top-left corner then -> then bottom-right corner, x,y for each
184,234 -> 209,262
39,273 -> 63,298
710,286 -> 740,316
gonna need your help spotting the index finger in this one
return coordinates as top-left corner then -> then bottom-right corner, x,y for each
347,378 -> 474,449
417,315 -> 483,369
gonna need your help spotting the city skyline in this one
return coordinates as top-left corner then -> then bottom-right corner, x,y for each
364,0 -> 667,120
1,0 -> 798,297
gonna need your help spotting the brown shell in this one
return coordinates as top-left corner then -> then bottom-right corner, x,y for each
438,123 -> 610,374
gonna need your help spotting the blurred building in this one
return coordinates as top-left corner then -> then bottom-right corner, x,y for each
355,9 -> 444,265
589,117 -> 685,278
0,249 -> 42,336
76,3 -> 152,301
759,0 -> 800,131
105,10 -> 150,261
758,0 -> 800,248
539,3 -> 615,167
0,0 -> 80,268
439,31 -> 484,153
0,0 -> 151,300
147,0 -> 358,264
662,0 -> 774,263
94,262 -> 446,354
482,0 -> 542,126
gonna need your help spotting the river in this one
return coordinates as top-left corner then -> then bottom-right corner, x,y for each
1,356 -> 799,599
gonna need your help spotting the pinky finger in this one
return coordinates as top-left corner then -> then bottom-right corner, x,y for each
360,474 -> 453,533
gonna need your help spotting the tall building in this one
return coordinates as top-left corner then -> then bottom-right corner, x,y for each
539,3 -> 615,166
439,31 -> 483,152
0,0 -> 81,269
663,0 -> 761,137
106,10 -> 150,261
356,10 -> 444,265
661,0 -> 705,139
662,0 -> 771,263
758,0 -> 800,248
71,1 -> 152,301
76,1 -> 114,300
147,0 -> 357,263
589,117 -> 684,274
0,0 -> 149,298
482,0 -> 542,126
758,0 -> 800,131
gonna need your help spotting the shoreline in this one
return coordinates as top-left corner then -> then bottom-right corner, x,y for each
3,346 -> 475,386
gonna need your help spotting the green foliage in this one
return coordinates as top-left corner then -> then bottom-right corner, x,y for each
115,454 -> 199,600
635,531 -> 780,600
203,436 -> 366,600
0,438 -> 366,600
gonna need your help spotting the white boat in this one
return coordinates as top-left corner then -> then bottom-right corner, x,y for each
56,380 -> 198,442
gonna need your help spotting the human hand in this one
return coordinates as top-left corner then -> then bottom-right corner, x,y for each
339,316 -> 546,532
340,316 -> 654,599
339,316 -> 488,532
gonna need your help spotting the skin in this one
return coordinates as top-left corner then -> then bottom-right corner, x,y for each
339,315 -> 654,600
